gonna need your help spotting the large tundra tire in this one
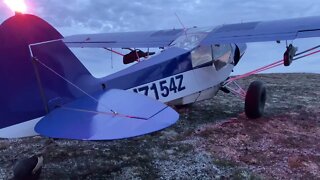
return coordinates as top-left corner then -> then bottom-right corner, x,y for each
245,81 -> 267,119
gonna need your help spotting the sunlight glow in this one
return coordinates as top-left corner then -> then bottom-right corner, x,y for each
4,0 -> 27,14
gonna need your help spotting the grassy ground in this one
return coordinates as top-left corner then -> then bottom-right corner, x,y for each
0,73 -> 319,179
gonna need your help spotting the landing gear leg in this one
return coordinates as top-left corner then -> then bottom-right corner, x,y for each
222,80 -> 266,119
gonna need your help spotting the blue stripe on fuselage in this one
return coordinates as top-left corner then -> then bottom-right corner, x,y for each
100,47 -> 193,90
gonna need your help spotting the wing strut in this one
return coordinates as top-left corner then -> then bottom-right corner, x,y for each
104,48 -> 124,56
226,44 -> 320,83
220,44 -> 320,101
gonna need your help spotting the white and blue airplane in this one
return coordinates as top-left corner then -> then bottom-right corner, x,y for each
1,12 -> 320,140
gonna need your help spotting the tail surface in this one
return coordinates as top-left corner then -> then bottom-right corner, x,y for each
0,14 -> 95,129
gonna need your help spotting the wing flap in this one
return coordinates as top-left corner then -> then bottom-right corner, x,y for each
35,89 -> 179,140
64,29 -> 183,48
201,16 -> 320,44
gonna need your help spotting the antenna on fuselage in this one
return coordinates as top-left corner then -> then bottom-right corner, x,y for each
110,48 -> 114,69
175,13 -> 188,38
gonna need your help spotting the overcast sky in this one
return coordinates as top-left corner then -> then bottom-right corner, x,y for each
1,0 -> 320,77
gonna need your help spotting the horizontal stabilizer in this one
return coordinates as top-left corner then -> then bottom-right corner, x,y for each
35,89 -> 179,140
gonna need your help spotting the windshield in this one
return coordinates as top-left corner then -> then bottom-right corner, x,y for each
170,27 -> 214,50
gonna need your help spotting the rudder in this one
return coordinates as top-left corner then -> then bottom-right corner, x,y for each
0,14 -> 95,130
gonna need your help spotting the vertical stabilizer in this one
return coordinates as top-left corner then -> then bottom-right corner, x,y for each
0,14 -> 95,129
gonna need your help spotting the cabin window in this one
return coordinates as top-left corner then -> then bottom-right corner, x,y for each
191,45 -> 213,67
171,27 -> 214,50
212,44 -> 232,70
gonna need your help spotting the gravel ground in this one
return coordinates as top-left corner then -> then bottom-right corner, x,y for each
0,73 -> 319,179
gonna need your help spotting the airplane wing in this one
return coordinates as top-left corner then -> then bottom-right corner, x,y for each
201,16 -> 320,45
35,89 -> 179,140
63,29 -> 183,48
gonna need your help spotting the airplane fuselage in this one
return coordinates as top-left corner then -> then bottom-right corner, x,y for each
100,43 -> 246,105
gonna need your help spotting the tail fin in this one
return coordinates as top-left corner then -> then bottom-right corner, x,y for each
0,14 -> 95,129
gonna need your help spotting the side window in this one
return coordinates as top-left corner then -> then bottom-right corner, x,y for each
191,45 -> 213,67
212,44 -> 232,70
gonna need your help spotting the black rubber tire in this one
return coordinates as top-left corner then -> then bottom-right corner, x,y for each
245,81 -> 267,119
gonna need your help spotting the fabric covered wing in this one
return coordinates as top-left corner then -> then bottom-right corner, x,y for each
35,89 -> 179,140
64,29 -> 183,48
201,16 -> 320,45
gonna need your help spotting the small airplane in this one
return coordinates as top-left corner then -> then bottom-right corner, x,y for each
1,9 -> 320,140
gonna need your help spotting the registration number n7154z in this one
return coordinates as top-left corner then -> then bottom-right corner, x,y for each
133,75 -> 186,100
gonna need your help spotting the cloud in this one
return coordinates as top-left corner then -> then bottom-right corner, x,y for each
2,0 -> 320,33
1,0 -> 319,75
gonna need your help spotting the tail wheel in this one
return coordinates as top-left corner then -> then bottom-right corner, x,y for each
245,81 -> 267,119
